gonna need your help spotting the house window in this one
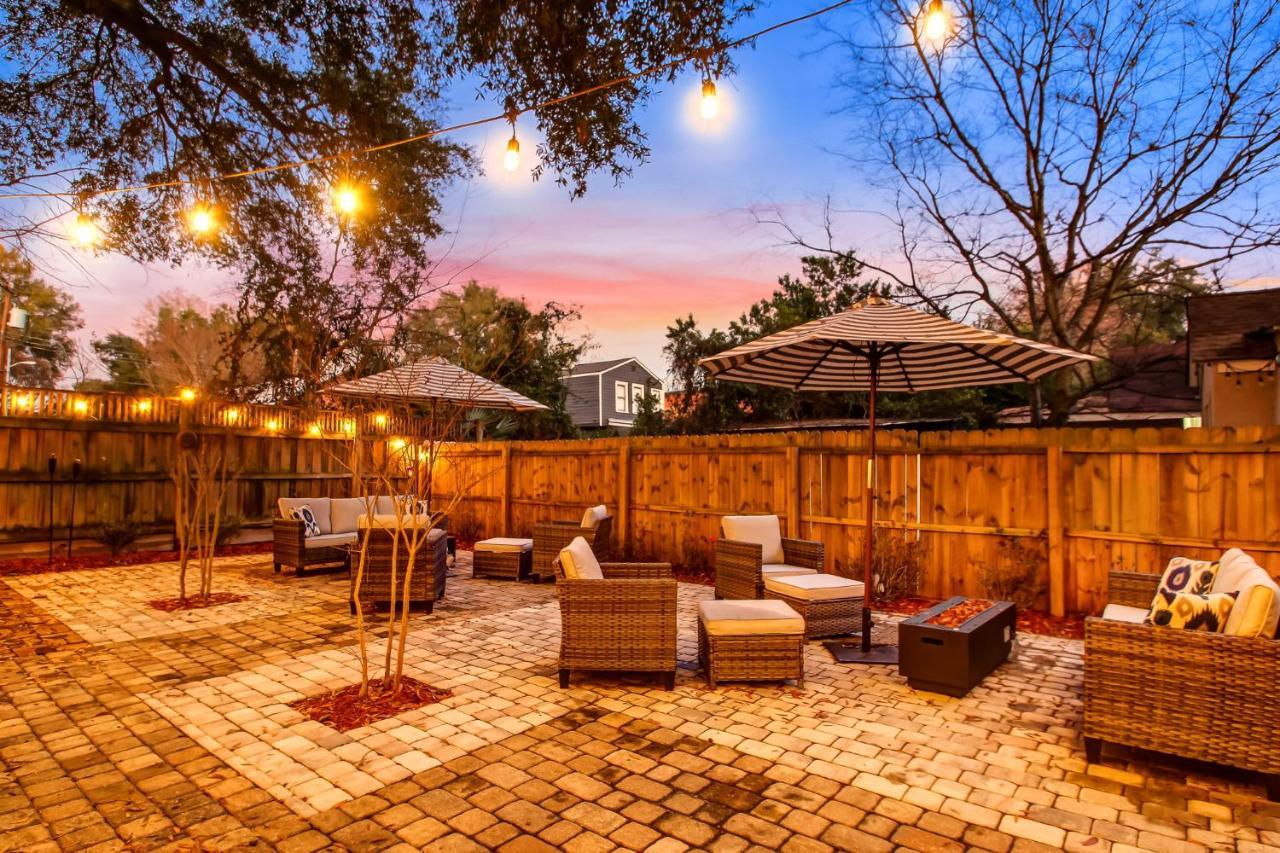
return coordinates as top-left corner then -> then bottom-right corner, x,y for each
614,381 -> 629,413
631,383 -> 647,412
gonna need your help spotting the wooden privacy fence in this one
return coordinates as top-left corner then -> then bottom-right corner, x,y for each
434,426 -> 1280,616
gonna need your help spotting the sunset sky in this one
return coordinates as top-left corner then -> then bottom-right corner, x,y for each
39,6 -> 886,385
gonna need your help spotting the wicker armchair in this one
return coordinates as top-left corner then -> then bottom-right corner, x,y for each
714,515 -> 825,600
272,517 -> 351,576
1084,570 -> 1280,800
533,514 -> 614,576
350,526 -> 448,615
555,559 -> 677,689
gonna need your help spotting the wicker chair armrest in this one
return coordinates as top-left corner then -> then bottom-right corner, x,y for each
273,517 -> 306,544
716,538 -> 763,564
1107,570 -> 1160,608
782,537 -> 825,570
600,562 -> 672,580
558,578 -> 678,612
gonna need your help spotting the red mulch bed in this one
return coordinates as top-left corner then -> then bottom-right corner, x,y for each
925,598 -> 995,628
291,677 -> 454,732
0,543 -> 273,578
147,592 -> 251,612
882,595 -> 1084,639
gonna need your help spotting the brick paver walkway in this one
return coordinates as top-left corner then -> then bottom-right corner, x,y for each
1,553 -> 1277,852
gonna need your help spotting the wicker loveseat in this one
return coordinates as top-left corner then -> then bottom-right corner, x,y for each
554,537 -> 676,689
714,514 -> 825,601
1084,554 -> 1280,800
274,496 -> 396,575
533,504 -> 614,577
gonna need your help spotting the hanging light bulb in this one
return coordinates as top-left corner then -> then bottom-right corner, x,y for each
332,180 -> 362,218
68,212 -> 103,248
504,132 -> 521,172
921,0 -> 950,43
700,78 -> 719,120
185,202 -> 219,238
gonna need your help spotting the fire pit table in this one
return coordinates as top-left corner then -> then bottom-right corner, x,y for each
898,597 -> 1015,696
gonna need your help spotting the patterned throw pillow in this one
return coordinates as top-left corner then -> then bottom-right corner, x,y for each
290,505 -> 321,538
1146,589 -> 1237,632
1150,557 -> 1218,611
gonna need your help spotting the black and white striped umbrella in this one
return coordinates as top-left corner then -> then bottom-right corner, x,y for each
700,296 -> 1095,664
700,296 -> 1096,391
328,357 -> 548,412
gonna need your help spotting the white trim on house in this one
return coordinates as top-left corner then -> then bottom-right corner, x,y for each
606,418 -> 634,428
565,357 -> 663,384
614,380 -> 630,414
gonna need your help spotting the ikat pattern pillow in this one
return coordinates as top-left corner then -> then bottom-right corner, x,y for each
290,505 -> 321,538
1150,557 -> 1218,612
1146,589 -> 1237,632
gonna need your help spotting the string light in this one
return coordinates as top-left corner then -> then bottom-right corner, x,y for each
372,412 -> 388,429
178,387 -> 198,403
264,418 -> 281,432
332,180 -> 364,218
700,79 -> 719,120
185,202 -> 219,238
307,423 -> 323,437
503,118 -> 521,172
134,399 -> 153,414
72,398 -> 89,416
69,212 -> 104,248
920,0 -> 950,43
389,437 -> 407,451
341,418 -> 356,435
223,406 -> 242,424
12,392 -> 32,411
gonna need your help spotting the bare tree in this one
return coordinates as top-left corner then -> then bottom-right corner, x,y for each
817,0 -> 1280,419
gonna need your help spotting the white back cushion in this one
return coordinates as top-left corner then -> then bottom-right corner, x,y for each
722,515 -> 784,564
580,504 -> 609,529
559,536 -> 603,580
278,497 -> 332,534
375,495 -> 396,515
330,497 -> 378,534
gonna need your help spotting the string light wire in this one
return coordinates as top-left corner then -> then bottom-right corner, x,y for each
0,0 -> 855,204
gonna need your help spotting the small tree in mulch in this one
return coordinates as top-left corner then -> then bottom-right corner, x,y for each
165,429 -> 241,609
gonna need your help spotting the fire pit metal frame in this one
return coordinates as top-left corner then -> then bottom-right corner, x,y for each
898,596 -> 1016,696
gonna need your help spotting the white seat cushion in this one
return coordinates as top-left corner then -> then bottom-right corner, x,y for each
762,563 -> 818,578
358,515 -> 443,538
580,504 -> 609,529
765,574 -> 864,602
722,515 -> 785,564
278,497 -> 332,534
699,599 -> 805,637
303,532 -> 357,550
1100,603 -> 1149,625
559,536 -> 603,580
330,497 -> 380,534
476,537 -> 533,553
1213,548 -> 1280,638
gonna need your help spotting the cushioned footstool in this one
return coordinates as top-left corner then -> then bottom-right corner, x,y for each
473,538 -> 533,580
698,599 -> 805,688
763,574 -> 865,639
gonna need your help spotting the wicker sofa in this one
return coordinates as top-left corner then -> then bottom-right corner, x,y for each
533,505 -> 614,577
714,514 -> 825,601
554,537 -> 676,689
274,496 -> 394,575
1084,553 -> 1280,800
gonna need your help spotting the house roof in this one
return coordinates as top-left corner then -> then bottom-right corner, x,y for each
1187,289 -> 1280,364
566,357 -> 662,381
1105,341 -> 1198,413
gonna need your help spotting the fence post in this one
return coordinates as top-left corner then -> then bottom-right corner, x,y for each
500,443 -> 512,533
617,442 -> 631,554
1046,444 -> 1066,617
786,443 -> 801,539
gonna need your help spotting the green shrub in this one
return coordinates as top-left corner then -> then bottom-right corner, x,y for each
96,520 -> 142,555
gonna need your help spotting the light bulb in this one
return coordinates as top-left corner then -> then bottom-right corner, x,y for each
134,399 -> 152,414
72,398 -> 88,415
69,213 -> 103,248
307,423 -> 323,437
700,79 -> 719,120
921,0 -> 949,42
332,181 -> 361,217
264,418 -> 281,432
224,407 -> 241,423
504,135 -> 520,172
373,412 -> 388,428
185,203 -> 218,237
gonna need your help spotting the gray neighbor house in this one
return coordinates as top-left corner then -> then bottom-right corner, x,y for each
563,358 -> 664,433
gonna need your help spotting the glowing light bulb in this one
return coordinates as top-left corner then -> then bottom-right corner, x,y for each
341,418 -> 356,435
372,412 -> 388,429
700,79 -> 719,120
504,135 -> 520,172
224,407 -> 242,424
72,398 -> 88,415
264,418 -> 281,432
178,387 -> 197,403
389,437 -> 407,451
13,392 -> 32,411
921,0 -> 950,42
185,203 -> 218,237
134,399 -> 152,414
69,213 -> 103,248
307,423 -> 323,437
332,181 -> 361,217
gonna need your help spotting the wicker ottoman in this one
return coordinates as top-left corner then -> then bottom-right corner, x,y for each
763,574 -> 865,639
698,599 -> 805,688
473,538 -> 533,580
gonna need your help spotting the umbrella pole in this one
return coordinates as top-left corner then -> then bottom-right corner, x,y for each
861,357 -> 877,653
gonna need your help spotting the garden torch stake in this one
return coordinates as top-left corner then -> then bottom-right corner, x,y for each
47,454 -> 57,564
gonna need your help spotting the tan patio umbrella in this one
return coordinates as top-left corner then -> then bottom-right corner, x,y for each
327,357 -> 549,413
700,296 -> 1096,664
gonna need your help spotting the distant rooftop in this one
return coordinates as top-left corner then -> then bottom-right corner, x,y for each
1187,288 -> 1280,365
566,357 -> 660,378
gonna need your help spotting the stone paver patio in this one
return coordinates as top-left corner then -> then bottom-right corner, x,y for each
1,553 -> 1278,852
